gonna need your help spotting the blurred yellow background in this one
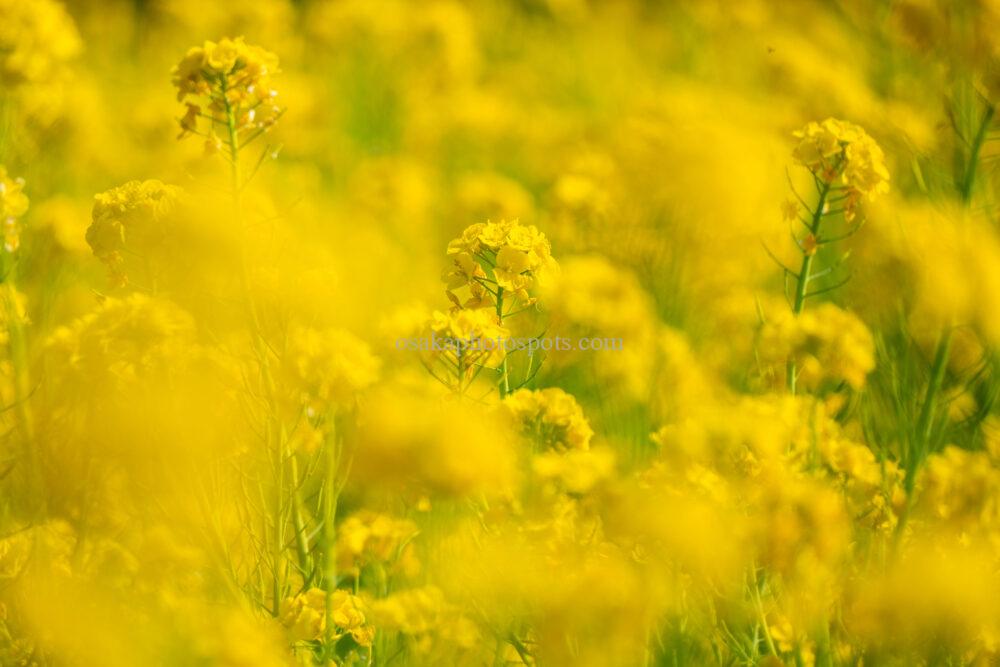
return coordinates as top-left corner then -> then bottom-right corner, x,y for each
2,1 -> 1000,665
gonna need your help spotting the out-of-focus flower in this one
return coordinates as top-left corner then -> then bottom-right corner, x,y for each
749,469 -> 850,578
918,446 -> 1000,530
421,308 -> 509,390
0,0 -> 80,86
759,302 -> 876,391
307,0 -> 479,90
454,171 -> 535,223
369,586 -> 480,654
193,607 -> 291,667
337,510 -> 419,577
532,447 -> 615,495
0,167 -> 29,253
153,0 -> 297,56
86,180 -> 182,286
859,203 -> 1000,347
541,255 -> 659,400
281,588 -> 374,646
283,326 -> 380,413
504,387 -> 593,452
29,196 -> 89,255
45,294 -> 195,385
351,386 -> 518,498
849,540 -> 1000,654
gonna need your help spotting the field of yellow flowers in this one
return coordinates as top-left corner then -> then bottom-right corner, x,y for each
3,1 -> 1000,665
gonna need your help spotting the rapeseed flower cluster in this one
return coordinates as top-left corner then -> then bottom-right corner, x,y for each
172,37 -> 283,147
759,302 -> 876,391
86,180 -> 182,286
445,218 -> 558,305
791,118 -> 890,206
504,387 -> 594,452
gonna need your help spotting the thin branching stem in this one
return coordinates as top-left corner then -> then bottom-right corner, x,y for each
786,169 -> 836,394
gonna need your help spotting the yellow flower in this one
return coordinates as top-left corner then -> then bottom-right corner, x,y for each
204,39 -> 241,73
444,252 -> 483,289
0,0 -> 80,86
370,586 -> 480,653
44,294 -> 196,388
283,326 -> 380,413
532,447 -> 615,494
505,387 -> 594,452
781,199 -> 799,222
281,588 -> 374,646
171,36 -> 283,139
337,511 -> 419,576
792,118 -> 889,201
477,219 -> 513,250
759,302 -> 875,391
0,167 -> 29,220
351,385 -> 518,498
919,446 -> 1000,529
444,219 -> 558,308
792,118 -> 852,165
446,223 -> 485,256
424,307 -> 509,377
494,245 -> 532,293
86,180 -> 182,286
0,167 -> 28,252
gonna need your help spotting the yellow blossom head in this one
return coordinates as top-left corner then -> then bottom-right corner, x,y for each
504,387 -> 594,452
792,118 -> 890,204
86,180 -> 182,286
171,36 -> 283,141
760,302 -> 876,392
283,326 -> 381,414
444,219 -> 558,307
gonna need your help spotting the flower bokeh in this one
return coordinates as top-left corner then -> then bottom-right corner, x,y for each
0,2 -> 998,666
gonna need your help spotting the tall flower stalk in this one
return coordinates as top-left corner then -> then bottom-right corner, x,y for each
765,121 -> 888,663
171,37 -> 295,615
900,97 -> 996,514
0,167 -> 38,514
172,36 -> 283,343
774,119 -> 889,395
429,219 -> 558,398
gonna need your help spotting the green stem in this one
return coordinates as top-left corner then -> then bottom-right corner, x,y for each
898,101 -> 993,537
786,176 -> 834,394
916,329 -> 952,457
272,429 -> 285,617
289,453 -> 312,580
323,419 -> 340,659
960,104 -> 995,204
750,566 -> 778,658
221,77 -> 265,338
2,264 -> 40,517
901,326 -> 953,512
496,287 -> 510,399
221,75 -> 287,615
